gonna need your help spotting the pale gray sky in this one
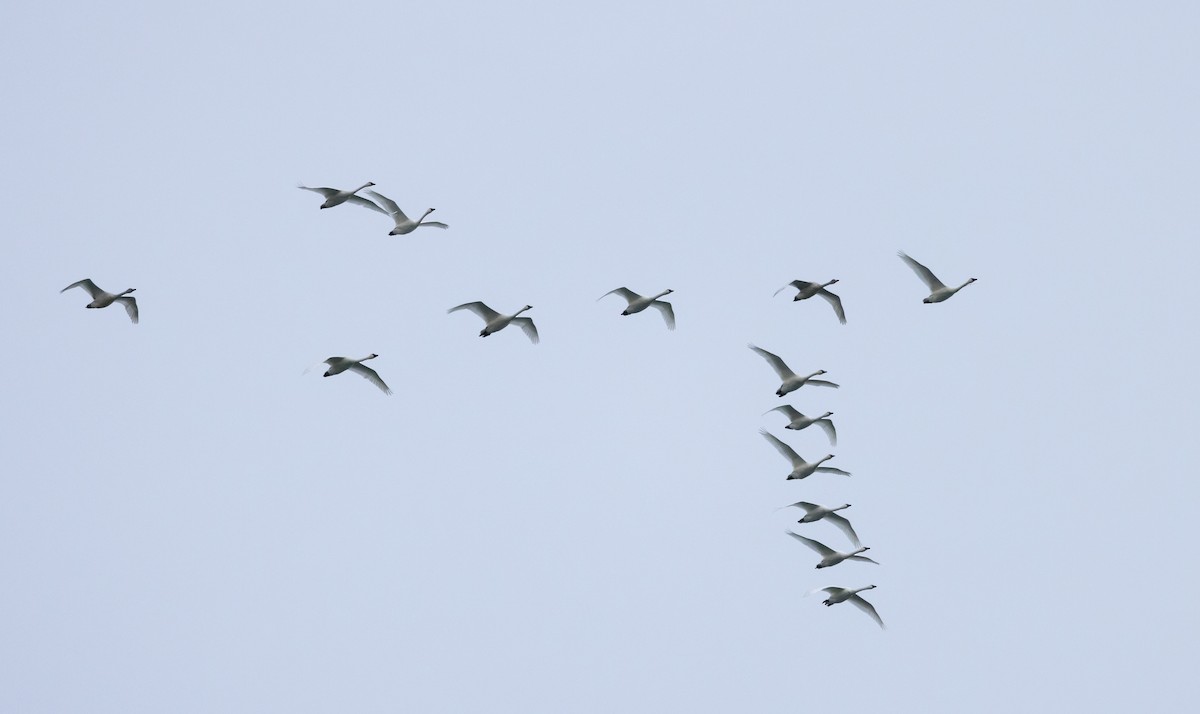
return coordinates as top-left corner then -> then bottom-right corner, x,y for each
3,1 -> 1198,712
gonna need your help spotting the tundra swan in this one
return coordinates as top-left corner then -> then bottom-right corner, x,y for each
785,531 -> 876,569
897,251 -> 976,303
363,190 -> 448,235
778,501 -> 860,546
747,344 -> 838,397
763,406 -> 836,445
774,279 -> 846,324
298,182 -> 378,210
759,430 -> 850,480
60,279 -> 138,324
598,287 -> 675,329
315,354 -> 391,395
448,302 -> 538,344
812,585 -> 885,629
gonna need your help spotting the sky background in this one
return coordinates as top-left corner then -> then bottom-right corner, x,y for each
3,1 -> 1199,711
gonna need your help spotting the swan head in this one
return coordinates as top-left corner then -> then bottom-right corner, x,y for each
826,279 -> 839,286
122,288 -> 136,295
664,288 -> 674,294
821,411 -> 833,418
816,370 -> 827,375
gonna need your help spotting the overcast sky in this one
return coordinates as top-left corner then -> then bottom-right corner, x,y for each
3,1 -> 1199,712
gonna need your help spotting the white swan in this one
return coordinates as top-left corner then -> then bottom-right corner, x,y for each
598,287 -> 675,330
448,302 -> 538,344
747,344 -> 839,397
778,501 -> 860,546
298,182 -> 378,210
759,430 -> 851,480
786,531 -> 878,569
314,354 -> 391,395
812,585 -> 885,629
362,190 -> 448,235
774,279 -> 846,324
897,251 -> 976,303
763,406 -> 836,445
60,279 -> 138,324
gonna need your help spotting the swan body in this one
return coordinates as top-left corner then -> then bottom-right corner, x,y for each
318,354 -> 391,395
363,190 -> 448,235
778,501 -> 860,546
786,531 -> 878,569
815,585 -> 885,629
298,182 -> 377,210
60,279 -> 138,324
774,279 -> 846,324
897,251 -> 976,303
598,287 -> 675,329
448,302 -> 538,344
759,430 -> 850,480
747,344 -> 839,397
763,406 -> 837,445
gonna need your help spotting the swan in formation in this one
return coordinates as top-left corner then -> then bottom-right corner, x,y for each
774,279 -> 846,324
786,531 -> 878,569
598,287 -> 675,329
298,182 -> 378,210
778,501 -> 860,546
759,430 -> 851,480
747,344 -> 838,397
448,302 -> 539,344
897,251 -> 976,303
763,406 -> 837,445
812,585 -> 885,629
312,354 -> 391,395
60,279 -> 138,324
362,189 -> 449,235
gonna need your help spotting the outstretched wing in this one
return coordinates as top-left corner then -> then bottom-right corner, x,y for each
344,193 -> 388,214
898,251 -> 946,291
419,221 -> 449,229
60,278 -> 102,299
298,185 -> 338,198
815,418 -> 837,446
815,466 -> 852,477
850,594 -> 886,629
776,500 -> 820,514
818,289 -> 847,324
650,301 -> 675,330
598,287 -> 640,304
512,317 -> 539,344
448,301 -> 501,323
348,362 -> 392,395
116,296 -> 138,324
824,512 -> 860,546
773,280 -> 812,297
806,379 -> 840,389
847,554 -> 880,565
764,404 -> 803,422
786,531 -> 835,557
747,344 -> 795,380
759,429 -> 801,467
364,190 -> 409,221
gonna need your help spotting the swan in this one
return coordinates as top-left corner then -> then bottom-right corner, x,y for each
747,344 -> 839,397
448,302 -> 538,344
312,354 -> 391,395
811,585 -> 885,629
777,501 -> 860,546
362,190 -> 448,235
298,182 -> 378,210
60,279 -> 138,324
598,287 -> 675,329
774,279 -> 846,324
897,251 -> 976,303
759,430 -> 851,480
786,531 -> 878,569
763,406 -> 836,445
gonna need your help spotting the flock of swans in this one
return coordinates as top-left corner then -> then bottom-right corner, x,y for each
59,180 -> 978,630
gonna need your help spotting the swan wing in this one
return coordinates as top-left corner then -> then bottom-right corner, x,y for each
824,512 -> 860,546
348,362 -> 392,395
116,296 -> 138,324
512,317 -> 539,344
759,429 -> 802,467
776,500 -> 820,514
815,418 -> 837,446
786,531 -> 835,556
764,405 -> 802,422
650,301 -> 675,330
818,289 -> 846,324
60,278 -> 102,299
419,221 -> 449,229
846,555 -> 879,565
364,190 -> 408,221
598,287 -> 639,304
849,594 -> 886,629
773,280 -> 812,297
815,466 -> 852,477
806,379 -> 840,389
748,344 -> 796,380
448,301 -> 501,323
344,193 -> 388,214
898,251 -> 947,291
